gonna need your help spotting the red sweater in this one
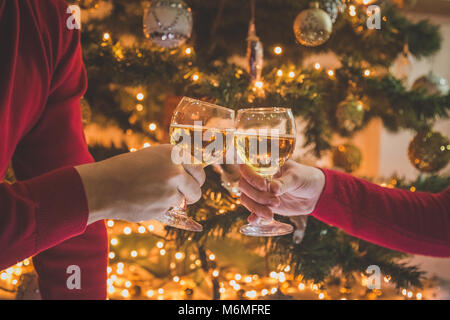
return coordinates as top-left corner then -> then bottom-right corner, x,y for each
312,169 -> 450,257
0,0 -> 107,299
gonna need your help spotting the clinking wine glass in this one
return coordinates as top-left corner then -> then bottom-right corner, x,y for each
155,97 -> 235,232
234,107 -> 296,236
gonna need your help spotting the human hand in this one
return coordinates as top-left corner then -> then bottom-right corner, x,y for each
76,144 -> 205,224
238,160 -> 325,223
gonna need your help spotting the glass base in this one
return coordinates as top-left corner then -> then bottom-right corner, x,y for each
240,220 -> 294,237
155,207 -> 203,232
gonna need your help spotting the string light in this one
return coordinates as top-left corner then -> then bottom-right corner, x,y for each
192,73 -> 200,81
121,289 -> 129,298
185,47 -> 192,55
235,274 -> 242,281
212,270 -> 219,277
111,238 -> 118,246
108,252 -> 115,259
149,123 -> 157,131
327,69 -> 334,77
138,226 -> 146,233
103,32 -> 110,41
160,249 -> 166,256
136,104 -> 144,112
261,289 -> 269,296
288,71 -> 295,78
276,69 -> 283,77
254,81 -> 264,89
274,46 -> 283,55
363,69 -> 371,77
148,224 -> 155,231
173,276 -> 180,282
123,227 -> 132,235
209,254 -> 216,261
131,250 -> 138,258
136,93 -> 144,101
175,252 -> 184,260
314,62 -> 321,70
146,290 -> 154,297
107,220 -> 114,227
156,241 -> 164,248
349,5 -> 356,16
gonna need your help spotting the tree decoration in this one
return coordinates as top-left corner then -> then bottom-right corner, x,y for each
293,2 -> 332,47
332,143 -> 362,173
247,2 -> 264,84
390,44 -> 413,82
336,94 -> 364,133
408,130 -> 450,173
412,72 -> 449,96
143,0 -> 193,48
319,0 -> 344,24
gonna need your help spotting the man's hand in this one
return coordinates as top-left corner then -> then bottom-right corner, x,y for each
75,144 -> 205,224
238,160 -> 325,223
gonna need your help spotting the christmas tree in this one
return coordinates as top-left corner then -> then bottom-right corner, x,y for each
1,0 -> 449,300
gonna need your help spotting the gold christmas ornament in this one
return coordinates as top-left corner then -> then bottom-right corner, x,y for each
332,143 -> 362,173
293,2 -> 332,47
408,130 -> 450,173
336,95 -> 364,133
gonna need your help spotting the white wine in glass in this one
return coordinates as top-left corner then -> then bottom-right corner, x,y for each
155,97 -> 235,232
235,107 -> 296,236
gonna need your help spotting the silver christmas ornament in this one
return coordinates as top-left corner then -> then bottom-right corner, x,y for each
143,0 -> 193,48
247,21 -> 264,83
412,72 -> 449,96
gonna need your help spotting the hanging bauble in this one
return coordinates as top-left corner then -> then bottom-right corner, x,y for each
293,2 -> 332,47
390,44 -> 413,82
319,0 -> 344,24
336,95 -> 365,133
412,72 -> 449,96
143,0 -> 193,48
247,21 -> 264,83
332,143 -> 362,173
289,215 -> 308,245
408,130 -> 450,173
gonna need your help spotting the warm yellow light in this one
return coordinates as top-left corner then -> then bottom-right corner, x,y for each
298,283 -> 305,290
148,224 -> 155,231
209,254 -> 216,261
261,289 -> 269,296
131,250 -> 138,258
288,71 -> 295,78
156,241 -> 164,248
271,287 -> 277,294
149,123 -> 157,131
314,63 -> 321,70
327,69 -> 334,77
278,272 -> 286,283
117,262 -> 124,269
160,249 -> 166,256
123,227 -> 132,235
416,293 -> 422,300
235,274 -> 242,281
103,33 -> 110,40
410,186 -> 416,192
125,281 -> 132,288
158,288 -> 164,294
146,290 -> 154,297
136,104 -> 144,112
111,238 -> 118,246
108,252 -> 115,259
108,286 -> 115,294
175,252 -> 184,260
116,268 -> 123,275
274,46 -> 283,55
107,220 -> 114,227
349,5 -> 356,16
364,69 -> 371,77
173,276 -> 180,282
219,287 -> 226,293
254,81 -> 264,89
407,291 -> 413,298
136,93 -> 144,101
212,270 -> 219,277
402,289 -> 407,295
269,271 -> 278,279
107,267 -> 112,274
192,73 -> 200,81
245,276 -> 252,283
276,69 -> 283,77
319,292 -> 325,299
129,148 -> 137,152
121,289 -> 129,298
245,290 -> 257,298
138,226 -> 146,233
185,47 -> 192,55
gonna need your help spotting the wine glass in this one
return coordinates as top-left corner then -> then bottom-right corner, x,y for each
155,97 -> 235,232
234,107 -> 296,236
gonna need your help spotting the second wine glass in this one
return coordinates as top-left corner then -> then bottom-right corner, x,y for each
234,107 -> 296,236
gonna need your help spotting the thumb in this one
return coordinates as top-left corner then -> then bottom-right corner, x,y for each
269,170 -> 301,196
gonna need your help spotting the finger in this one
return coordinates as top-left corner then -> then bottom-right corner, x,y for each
240,193 -> 273,221
269,169 -> 301,196
239,178 -> 280,207
177,172 -> 202,204
239,164 -> 267,191
183,164 -> 206,186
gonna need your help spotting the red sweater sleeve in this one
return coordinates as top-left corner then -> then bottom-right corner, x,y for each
311,169 -> 450,257
8,0 -> 107,299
